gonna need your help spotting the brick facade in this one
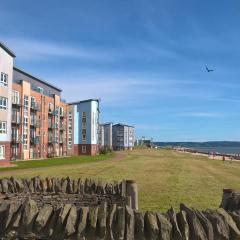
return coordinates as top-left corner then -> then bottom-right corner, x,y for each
74,144 -> 98,156
0,141 -> 11,165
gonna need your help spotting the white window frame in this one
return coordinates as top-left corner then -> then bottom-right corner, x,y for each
12,91 -> 20,104
0,97 -> 7,110
0,73 -> 8,86
0,145 -> 5,159
0,121 -> 7,134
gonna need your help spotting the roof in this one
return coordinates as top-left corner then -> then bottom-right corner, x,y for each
13,66 -> 62,92
113,123 -> 135,128
68,99 -> 100,105
0,41 -> 16,57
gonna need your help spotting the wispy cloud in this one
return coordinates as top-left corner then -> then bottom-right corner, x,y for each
177,112 -> 223,118
3,37 -> 114,61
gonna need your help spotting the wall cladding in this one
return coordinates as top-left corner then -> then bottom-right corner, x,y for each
0,177 -> 239,239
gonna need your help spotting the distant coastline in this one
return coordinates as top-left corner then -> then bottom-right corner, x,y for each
155,141 -> 240,156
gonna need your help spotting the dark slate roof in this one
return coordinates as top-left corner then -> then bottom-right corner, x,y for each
0,41 -> 16,57
68,99 -> 100,105
113,123 -> 135,128
13,66 -> 62,92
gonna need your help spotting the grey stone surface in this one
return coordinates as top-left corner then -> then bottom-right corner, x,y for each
157,212 -> 172,240
167,207 -> 182,240
145,211 -> 159,240
134,211 -> 145,240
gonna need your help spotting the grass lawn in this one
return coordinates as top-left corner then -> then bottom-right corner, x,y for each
0,153 -> 113,171
0,148 -> 240,212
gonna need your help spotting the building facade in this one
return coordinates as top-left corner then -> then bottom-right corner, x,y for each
0,42 -> 15,165
98,122 -> 113,150
68,99 -> 100,156
112,124 -> 134,150
0,42 -> 100,166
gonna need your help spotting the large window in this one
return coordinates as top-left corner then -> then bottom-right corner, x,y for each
0,121 -> 7,134
12,91 -> 20,104
0,145 -> 5,159
0,73 -> 8,86
82,146 -> 86,153
0,97 -> 7,110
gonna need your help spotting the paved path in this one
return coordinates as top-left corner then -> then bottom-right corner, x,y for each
0,151 -> 127,176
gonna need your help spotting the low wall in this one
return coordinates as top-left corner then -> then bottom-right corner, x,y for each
0,177 -> 240,239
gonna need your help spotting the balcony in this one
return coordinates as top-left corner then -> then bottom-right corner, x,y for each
52,123 -> 58,129
12,100 -> 21,107
48,123 -> 53,129
30,120 -> 40,128
52,137 -> 58,144
30,136 -> 40,145
12,136 -> 20,144
60,112 -> 64,118
59,124 -> 65,131
30,103 -> 40,111
11,116 -> 20,125
48,138 -> 53,144
52,109 -> 58,116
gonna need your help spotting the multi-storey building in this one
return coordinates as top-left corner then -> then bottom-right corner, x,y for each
11,67 -> 68,160
0,42 -> 15,165
98,122 -> 113,150
0,41 -> 100,166
67,100 -> 100,155
112,123 -> 134,150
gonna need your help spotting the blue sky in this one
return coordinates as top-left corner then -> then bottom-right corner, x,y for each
1,0 -> 240,141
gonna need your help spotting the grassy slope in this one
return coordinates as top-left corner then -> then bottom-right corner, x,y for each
1,148 -> 240,211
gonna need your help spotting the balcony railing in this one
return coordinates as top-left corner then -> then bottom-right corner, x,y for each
30,103 -> 40,111
48,123 -> 53,129
59,124 -> 65,131
12,136 -> 20,143
12,100 -> 21,107
30,120 -> 40,128
52,123 -> 58,129
30,136 -> 40,145
11,116 -> 20,124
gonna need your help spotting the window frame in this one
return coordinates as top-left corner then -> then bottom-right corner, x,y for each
0,73 -> 8,86
0,121 -> 7,134
0,145 -> 5,159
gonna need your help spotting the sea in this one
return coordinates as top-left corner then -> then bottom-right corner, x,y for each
190,147 -> 240,155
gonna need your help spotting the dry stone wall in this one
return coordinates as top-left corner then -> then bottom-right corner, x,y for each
0,177 -> 240,239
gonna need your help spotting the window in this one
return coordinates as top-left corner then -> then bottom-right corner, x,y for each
82,146 -> 86,153
23,95 -> 29,111
0,97 -> 7,110
0,145 -> 5,159
0,121 -> 7,134
12,91 -> 20,104
0,73 -> 8,86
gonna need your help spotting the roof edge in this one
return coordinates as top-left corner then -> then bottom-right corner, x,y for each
0,41 -> 16,58
13,66 -> 62,92
68,99 -> 100,105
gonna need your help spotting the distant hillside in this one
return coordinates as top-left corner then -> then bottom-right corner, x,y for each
154,141 -> 240,148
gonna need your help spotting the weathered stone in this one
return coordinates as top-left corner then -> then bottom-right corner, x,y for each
55,178 -> 62,193
34,204 -> 53,233
176,211 -> 189,240
0,201 -> 10,233
20,198 -> 39,233
87,206 -> 98,239
4,201 -> 22,231
229,211 -> 240,230
167,207 -> 182,240
78,179 -> 84,194
105,183 -> 113,195
73,179 -> 78,193
145,211 -> 159,240
96,181 -> 105,195
33,176 -> 41,192
91,180 -> 97,194
84,178 -> 92,194
106,204 -> 116,240
46,177 -> 53,192
180,204 -> 207,240
61,178 -> 68,193
64,205 -> 77,237
66,177 -> 74,193
134,211 -> 145,240
10,177 -> 24,193
157,212 -> 172,240
7,180 -> 15,193
1,178 -> 9,193
195,209 -> 214,240
113,206 -> 125,240
53,203 -> 72,238
77,207 -> 89,238
96,202 -> 107,239
39,178 -> 48,192
204,209 -> 229,240
217,208 -> 240,239
28,179 -> 35,193
125,205 -> 134,240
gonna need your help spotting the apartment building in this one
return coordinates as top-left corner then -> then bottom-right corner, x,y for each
0,42 -> 15,165
0,41 -> 100,166
67,100 -> 100,155
112,123 -> 134,150
98,122 -> 113,149
11,67 -> 68,160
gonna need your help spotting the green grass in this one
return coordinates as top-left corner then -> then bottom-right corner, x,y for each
0,153 -> 113,171
1,148 -> 240,212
